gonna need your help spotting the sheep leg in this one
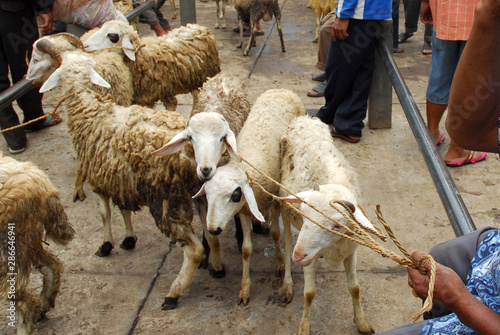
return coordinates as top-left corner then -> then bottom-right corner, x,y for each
197,198 -> 225,277
274,9 -> 286,53
270,205 -> 284,277
215,0 -> 227,29
344,251 -> 375,334
237,18 -> 244,49
237,213 -> 252,305
170,0 -> 177,19
119,209 -> 138,250
280,212 -> 294,303
16,291 -> 42,335
163,231 -> 204,310
73,168 -> 86,202
96,194 -> 114,257
298,259 -> 317,335
37,250 -> 63,318
190,89 -> 200,116
313,13 -> 321,43
243,20 -> 258,56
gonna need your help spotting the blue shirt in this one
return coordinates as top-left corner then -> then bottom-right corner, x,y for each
420,230 -> 500,334
336,0 -> 392,20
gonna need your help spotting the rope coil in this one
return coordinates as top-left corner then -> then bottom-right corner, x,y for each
239,155 -> 436,322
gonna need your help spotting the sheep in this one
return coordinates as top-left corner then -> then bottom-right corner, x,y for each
213,0 -> 229,29
0,153 -> 75,335
277,115 -> 374,335
26,32 -> 135,203
83,20 -> 221,111
309,0 -> 337,43
232,0 -> 286,56
193,89 -> 306,305
39,51 -> 206,310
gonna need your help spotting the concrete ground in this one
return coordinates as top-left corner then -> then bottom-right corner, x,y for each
2,1 -> 499,334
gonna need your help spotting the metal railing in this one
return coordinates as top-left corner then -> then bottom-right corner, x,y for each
376,38 -> 476,237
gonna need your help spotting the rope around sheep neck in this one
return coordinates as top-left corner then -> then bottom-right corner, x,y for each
238,154 -> 436,322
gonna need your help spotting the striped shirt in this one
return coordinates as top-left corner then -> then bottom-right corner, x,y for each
429,0 -> 480,40
336,0 -> 392,20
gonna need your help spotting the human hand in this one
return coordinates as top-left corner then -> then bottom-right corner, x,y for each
39,12 -> 53,35
408,250 -> 469,310
420,0 -> 433,25
331,18 -> 349,41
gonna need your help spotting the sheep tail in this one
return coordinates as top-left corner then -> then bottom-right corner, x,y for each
43,194 -> 75,245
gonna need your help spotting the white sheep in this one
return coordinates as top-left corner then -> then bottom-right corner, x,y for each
83,20 -> 221,111
309,0 -> 337,43
278,115 -> 374,335
39,51 -> 206,310
214,0 -> 229,29
0,153 -> 75,335
153,73 -> 251,277
232,0 -> 285,56
26,32 -> 135,203
193,89 -> 306,305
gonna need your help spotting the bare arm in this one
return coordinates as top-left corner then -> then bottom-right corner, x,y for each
446,0 -> 500,153
420,0 -> 433,25
409,250 -> 500,335
331,18 -> 350,41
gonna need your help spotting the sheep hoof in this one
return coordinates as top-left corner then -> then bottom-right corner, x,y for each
120,236 -> 137,250
162,297 -> 178,310
73,189 -> 86,202
95,242 -> 113,257
209,265 -> 226,278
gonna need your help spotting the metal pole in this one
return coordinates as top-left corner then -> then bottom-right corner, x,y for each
180,0 -> 196,25
0,79 -> 35,112
126,0 -> 157,21
376,38 -> 476,237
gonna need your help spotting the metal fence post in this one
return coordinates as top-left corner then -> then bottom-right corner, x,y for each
180,0 -> 197,25
368,20 -> 393,129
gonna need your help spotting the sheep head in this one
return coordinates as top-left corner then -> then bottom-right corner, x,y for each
39,53 -> 111,93
83,20 -> 139,61
26,33 -> 83,85
153,112 -> 238,181
193,164 -> 264,235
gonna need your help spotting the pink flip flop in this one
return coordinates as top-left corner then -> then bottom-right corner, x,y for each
445,151 -> 487,168
437,133 -> 445,147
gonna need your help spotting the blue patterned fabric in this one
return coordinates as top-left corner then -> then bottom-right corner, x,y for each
420,230 -> 500,334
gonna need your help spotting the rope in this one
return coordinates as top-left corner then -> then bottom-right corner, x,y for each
238,155 -> 436,322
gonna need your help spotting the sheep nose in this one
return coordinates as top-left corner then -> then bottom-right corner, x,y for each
209,227 -> 222,236
201,167 -> 212,178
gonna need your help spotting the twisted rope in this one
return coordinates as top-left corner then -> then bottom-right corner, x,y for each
239,155 -> 436,322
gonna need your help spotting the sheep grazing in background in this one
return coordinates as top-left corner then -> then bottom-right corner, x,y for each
309,0 -> 337,43
26,32 -> 135,203
39,52 -> 205,310
0,154 -> 75,335
278,115 -> 374,335
194,89 -> 306,305
232,0 -> 285,56
83,20 -> 221,111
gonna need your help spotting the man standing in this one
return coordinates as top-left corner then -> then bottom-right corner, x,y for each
316,0 -> 392,143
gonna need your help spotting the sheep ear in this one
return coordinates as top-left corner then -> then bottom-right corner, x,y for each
39,68 -> 62,92
225,128 -> 239,160
242,183 -> 265,222
90,68 -> 111,88
352,205 -> 377,231
192,183 -> 206,199
277,190 -> 313,204
153,129 -> 190,156
122,36 -> 136,61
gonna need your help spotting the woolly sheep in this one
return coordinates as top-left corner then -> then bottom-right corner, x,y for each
39,51 -> 205,310
154,73 -> 250,180
194,89 -> 306,305
83,20 -> 221,111
233,0 -> 285,56
278,115 -> 374,335
309,0 -> 337,43
0,154 -> 75,335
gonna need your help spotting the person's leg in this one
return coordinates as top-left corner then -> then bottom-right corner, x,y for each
403,0 -> 420,35
316,11 -> 335,72
153,6 -> 172,32
392,0 -> 404,52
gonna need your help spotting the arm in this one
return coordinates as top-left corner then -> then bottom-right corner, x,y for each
33,0 -> 54,34
409,250 -> 500,335
420,0 -> 433,25
331,18 -> 350,41
331,0 -> 359,41
446,0 -> 500,153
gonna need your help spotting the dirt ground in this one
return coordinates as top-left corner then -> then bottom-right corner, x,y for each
2,1 -> 500,335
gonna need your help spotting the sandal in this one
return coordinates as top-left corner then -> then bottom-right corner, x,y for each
25,113 -> 62,133
307,82 -> 326,97
398,32 -> 414,44
312,72 -> 326,82
422,42 -> 432,55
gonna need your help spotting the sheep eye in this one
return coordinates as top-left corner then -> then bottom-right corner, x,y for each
107,33 -> 120,43
230,187 -> 242,203
220,135 -> 226,143
187,135 -> 192,141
